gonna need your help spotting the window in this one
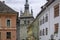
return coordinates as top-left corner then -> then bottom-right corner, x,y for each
43,29 -> 44,35
0,32 -> 1,40
7,19 -> 10,27
40,14 -> 48,25
45,14 -> 48,22
46,28 -> 48,35
54,23 -> 59,34
24,20 -> 26,24
54,4 -> 59,17
40,30 -> 41,36
6,32 -> 11,39
43,17 -> 44,24
28,20 -> 30,24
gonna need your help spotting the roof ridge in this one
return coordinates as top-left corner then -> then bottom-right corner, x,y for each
0,1 -> 18,13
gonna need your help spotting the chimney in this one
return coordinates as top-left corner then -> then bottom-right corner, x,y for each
41,5 -> 46,9
41,6 -> 43,9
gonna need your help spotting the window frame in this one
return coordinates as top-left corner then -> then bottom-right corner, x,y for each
6,18 -> 11,28
6,32 -> 11,39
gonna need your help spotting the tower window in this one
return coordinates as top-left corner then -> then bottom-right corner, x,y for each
28,20 -> 30,24
6,32 -> 11,39
24,20 -> 26,24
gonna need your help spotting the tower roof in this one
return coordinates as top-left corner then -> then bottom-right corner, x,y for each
20,0 -> 34,18
26,0 -> 28,3
24,0 -> 29,10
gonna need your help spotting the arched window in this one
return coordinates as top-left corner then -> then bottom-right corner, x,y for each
6,19 -> 11,27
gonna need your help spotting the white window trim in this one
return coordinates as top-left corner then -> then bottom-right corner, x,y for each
6,18 -> 12,28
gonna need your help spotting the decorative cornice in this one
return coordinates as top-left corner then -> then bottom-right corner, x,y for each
20,16 -> 34,19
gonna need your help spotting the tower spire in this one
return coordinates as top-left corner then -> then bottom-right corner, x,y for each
26,0 -> 28,3
24,0 -> 29,11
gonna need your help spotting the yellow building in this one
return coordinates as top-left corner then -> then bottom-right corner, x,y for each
27,23 -> 34,40
27,16 -> 39,40
32,18 -> 39,40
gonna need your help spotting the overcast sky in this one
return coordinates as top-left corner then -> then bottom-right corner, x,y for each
0,0 -> 47,18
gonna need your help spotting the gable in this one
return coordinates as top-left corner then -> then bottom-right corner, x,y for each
0,1 -> 17,13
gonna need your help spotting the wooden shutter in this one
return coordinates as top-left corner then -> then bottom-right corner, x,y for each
54,23 -> 59,34
54,4 -> 59,17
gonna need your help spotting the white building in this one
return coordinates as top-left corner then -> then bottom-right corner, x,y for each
39,0 -> 60,40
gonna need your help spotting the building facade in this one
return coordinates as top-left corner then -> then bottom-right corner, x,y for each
38,0 -> 60,40
32,18 -> 39,40
27,15 -> 39,40
0,1 -> 18,40
27,23 -> 33,40
17,18 -> 20,40
20,0 -> 34,40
